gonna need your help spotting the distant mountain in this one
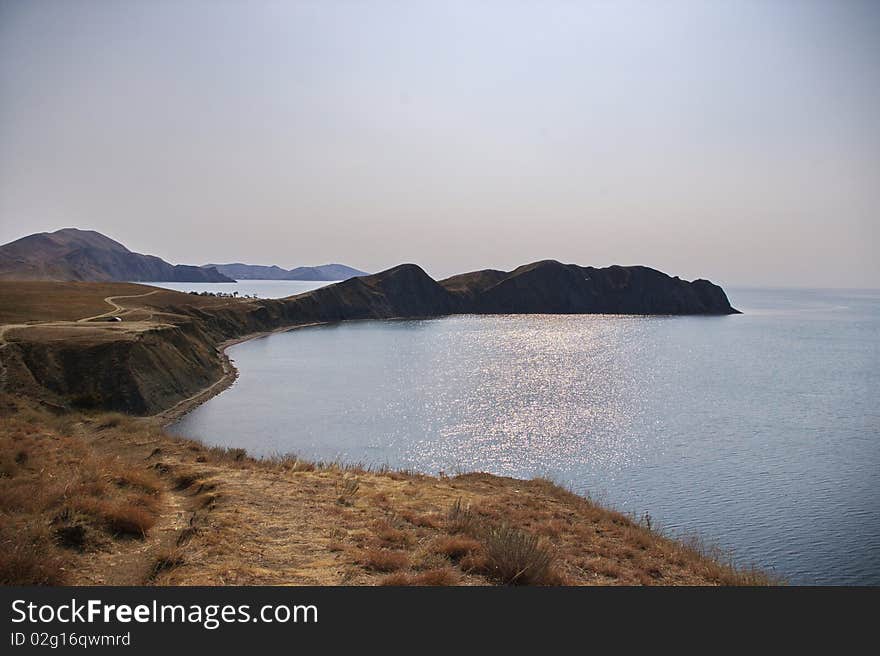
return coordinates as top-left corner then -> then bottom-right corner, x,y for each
204,262 -> 368,281
0,228 -> 233,282
201,263 -> 290,280
285,263 -> 368,281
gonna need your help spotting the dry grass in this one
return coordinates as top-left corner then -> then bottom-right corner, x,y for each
0,397 -> 776,586
432,535 -> 482,561
147,549 -> 186,582
379,568 -> 460,586
0,280 -> 250,324
478,524 -> 558,585
359,548 -> 410,572
336,476 -> 360,506
0,281 -> 152,323
442,498 -> 562,584
0,399 -> 165,584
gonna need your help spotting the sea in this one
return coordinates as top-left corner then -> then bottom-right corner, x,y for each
169,285 -> 880,584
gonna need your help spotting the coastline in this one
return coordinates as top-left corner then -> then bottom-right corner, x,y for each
0,280 -> 775,586
154,321 -> 330,426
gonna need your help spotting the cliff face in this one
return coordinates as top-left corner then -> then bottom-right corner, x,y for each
5,324 -> 222,414
0,229 -> 233,283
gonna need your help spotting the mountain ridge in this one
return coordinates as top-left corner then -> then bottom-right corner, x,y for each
0,228 -> 233,283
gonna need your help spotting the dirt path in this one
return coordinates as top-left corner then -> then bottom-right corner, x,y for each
76,290 -> 161,323
73,482 -> 192,586
71,428 -> 196,585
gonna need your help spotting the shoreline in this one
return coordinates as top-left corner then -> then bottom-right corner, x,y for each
152,314 -> 466,427
153,321 -> 330,427
0,282 -> 775,586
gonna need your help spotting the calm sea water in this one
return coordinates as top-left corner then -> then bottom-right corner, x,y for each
172,288 -> 880,585
148,279 -> 335,298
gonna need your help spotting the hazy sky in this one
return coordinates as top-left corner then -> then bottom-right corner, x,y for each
1,1 -> 878,286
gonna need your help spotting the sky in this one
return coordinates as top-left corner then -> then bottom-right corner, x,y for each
0,0 -> 878,287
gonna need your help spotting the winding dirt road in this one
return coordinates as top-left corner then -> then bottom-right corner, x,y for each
76,289 -> 161,322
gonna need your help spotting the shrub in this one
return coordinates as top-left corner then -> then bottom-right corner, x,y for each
480,524 -> 556,585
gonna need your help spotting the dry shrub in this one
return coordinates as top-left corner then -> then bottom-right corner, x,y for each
360,548 -> 409,572
0,407 -> 167,583
479,523 -> 557,585
95,413 -> 126,429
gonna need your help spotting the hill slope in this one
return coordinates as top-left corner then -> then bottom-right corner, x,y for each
441,260 -> 737,315
0,228 -> 233,282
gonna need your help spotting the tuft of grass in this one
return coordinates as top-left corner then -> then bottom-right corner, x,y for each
359,548 -> 409,572
379,568 -> 460,586
0,521 -> 68,585
444,499 -> 562,585
432,535 -> 482,561
336,476 -> 360,506
479,523 -> 558,585
113,467 -> 163,495
147,549 -> 185,582
103,503 -> 157,537
373,520 -> 412,547
399,510 -> 440,529
447,498 -> 480,534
